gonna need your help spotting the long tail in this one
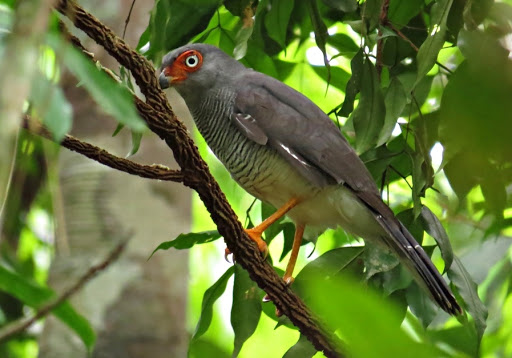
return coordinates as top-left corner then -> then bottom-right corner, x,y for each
357,191 -> 462,315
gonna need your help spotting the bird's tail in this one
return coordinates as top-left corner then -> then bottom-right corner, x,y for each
357,191 -> 462,315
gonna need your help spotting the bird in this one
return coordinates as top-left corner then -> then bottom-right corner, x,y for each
158,43 -> 462,315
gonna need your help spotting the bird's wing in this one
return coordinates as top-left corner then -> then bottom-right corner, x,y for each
232,71 -> 379,194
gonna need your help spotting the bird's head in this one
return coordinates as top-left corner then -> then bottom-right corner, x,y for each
159,44 -> 245,98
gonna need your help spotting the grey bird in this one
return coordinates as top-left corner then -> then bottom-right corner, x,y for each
159,43 -> 462,315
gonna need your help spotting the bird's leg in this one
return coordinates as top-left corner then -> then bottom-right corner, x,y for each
282,224 -> 305,285
225,197 -> 300,260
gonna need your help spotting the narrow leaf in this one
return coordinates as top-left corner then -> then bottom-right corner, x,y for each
448,256 -> 488,344
231,265 -> 262,357
339,48 -> 364,117
415,0 -> 453,85
352,57 -> 386,153
307,0 -> 331,80
420,206 -> 454,271
47,35 -> 146,133
192,266 -> 235,340
377,77 -> 407,146
0,265 -> 95,350
149,230 -> 221,259
264,0 -> 295,49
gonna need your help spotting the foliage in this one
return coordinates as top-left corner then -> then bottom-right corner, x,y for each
0,0 -> 511,357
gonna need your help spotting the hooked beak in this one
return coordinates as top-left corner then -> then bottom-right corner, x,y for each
159,72 -> 170,89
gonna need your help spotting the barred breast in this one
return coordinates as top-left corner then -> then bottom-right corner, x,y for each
190,88 -> 317,206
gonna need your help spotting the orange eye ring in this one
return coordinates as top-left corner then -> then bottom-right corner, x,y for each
177,50 -> 203,72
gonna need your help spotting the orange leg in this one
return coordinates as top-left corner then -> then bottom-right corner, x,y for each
245,197 -> 300,256
282,224 -> 305,285
225,198 -> 300,260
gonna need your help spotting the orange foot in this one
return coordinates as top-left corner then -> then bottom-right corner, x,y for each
224,228 -> 269,262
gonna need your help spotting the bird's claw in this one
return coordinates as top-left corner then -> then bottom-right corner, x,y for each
244,228 -> 269,259
224,247 -> 235,263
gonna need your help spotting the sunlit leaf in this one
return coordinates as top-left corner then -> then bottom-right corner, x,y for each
0,265 -> 95,350
415,0 -> 453,85
192,266 -> 235,341
47,35 -> 145,133
307,0 -> 330,78
231,265 -> 262,357
149,230 -> 221,259
127,130 -> 143,157
264,0 -> 295,49
326,33 -> 359,56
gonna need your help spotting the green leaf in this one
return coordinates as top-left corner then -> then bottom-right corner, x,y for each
311,65 -> 351,92
149,230 -> 221,259
406,282 -> 438,328
30,76 -> 72,141
140,0 -> 221,60
47,35 -> 146,133
307,0 -> 331,77
377,77 -> 407,146
352,57 -> 386,153
127,130 -> 143,157
388,0 -> 424,28
338,48 -> 364,117
420,206 -> 454,271
415,0 -> 453,85
279,222 -> 300,262
0,264 -> 95,350
192,266 -> 235,341
264,0 -> 295,49
326,33 -> 359,57
294,246 -> 364,300
283,334 -> 317,358
189,338 -> 231,358
231,265 -> 262,357
306,275 -> 438,357
448,256 -> 488,344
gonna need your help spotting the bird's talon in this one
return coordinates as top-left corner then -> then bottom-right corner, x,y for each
224,248 -> 234,263
262,294 -> 271,303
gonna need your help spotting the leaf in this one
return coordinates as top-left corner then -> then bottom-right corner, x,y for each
377,77 -> 407,146
406,282 -> 438,328
47,35 -> 146,133
338,48 -> 364,117
264,0 -> 295,49
140,0 -> 221,60
189,338 -> 231,358
415,0 -> 454,85
306,276 -> 438,358
279,223 -> 300,262
294,246 -> 364,300
420,206 -> 454,271
0,264 -> 95,350
388,0 -> 424,28
30,76 -> 72,141
448,256 -> 488,344
283,334 -> 317,358
192,266 -> 235,341
352,57 -> 386,153
230,265 -> 262,357
326,33 -> 359,57
311,65 -> 351,92
127,130 -> 143,157
321,0 -> 357,12
148,230 -> 221,259
224,0 -> 253,16
307,0 -> 331,78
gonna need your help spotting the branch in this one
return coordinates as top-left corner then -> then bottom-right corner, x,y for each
55,0 -> 344,356
22,115 -> 183,183
0,239 -> 127,343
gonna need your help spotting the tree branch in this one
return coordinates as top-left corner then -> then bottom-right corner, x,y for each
55,0 -> 344,356
22,116 -> 183,183
0,239 -> 128,343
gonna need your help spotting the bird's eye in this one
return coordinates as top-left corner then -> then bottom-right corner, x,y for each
185,55 -> 199,68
